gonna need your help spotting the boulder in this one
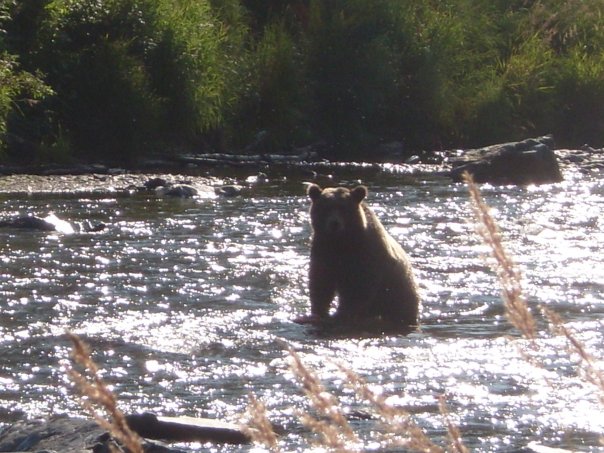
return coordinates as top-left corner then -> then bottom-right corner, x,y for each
0,416 -> 104,452
449,135 -> 563,185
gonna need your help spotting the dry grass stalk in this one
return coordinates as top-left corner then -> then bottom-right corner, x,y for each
242,393 -> 281,451
337,364 -> 446,453
287,346 -> 360,450
297,411 -> 357,452
438,395 -> 469,453
540,306 -> 604,406
463,171 -> 537,340
66,332 -> 144,453
464,173 -> 604,408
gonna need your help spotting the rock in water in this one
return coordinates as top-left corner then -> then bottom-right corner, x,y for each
0,215 -> 56,231
155,184 -> 198,198
0,416 -> 105,452
214,185 -> 244,197
0,214 -> 75,233
450,135 -> 563,185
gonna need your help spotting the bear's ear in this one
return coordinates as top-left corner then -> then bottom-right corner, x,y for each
307,184 -> 322,201
351,185 -> 367,203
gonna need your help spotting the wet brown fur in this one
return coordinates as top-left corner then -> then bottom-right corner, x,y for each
306,184 -> 420,326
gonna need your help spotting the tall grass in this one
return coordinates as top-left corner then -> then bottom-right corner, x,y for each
228,19 -> 310,151
464,171 -> 537,340
464,171 -> 604,406
65,332 -> 144,453
244,346 -> 467,452
242,394 -> 281,451
287,345 -> 360,450
65,332 -> 467,452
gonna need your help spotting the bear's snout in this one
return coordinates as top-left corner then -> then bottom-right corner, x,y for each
325,212 -> 345,234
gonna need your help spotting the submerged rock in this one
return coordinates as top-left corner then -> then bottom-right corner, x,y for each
155,184 -> 198,198
144,177 -> 170,190
555,145 -> 604,173
140,177 -> 199,198
0,214 -> 104,233
0,215 -> 57,231
214,185 -> 244,197
449,135 -> 563,185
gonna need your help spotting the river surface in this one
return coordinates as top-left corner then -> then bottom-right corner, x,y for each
0,165 -> 602,452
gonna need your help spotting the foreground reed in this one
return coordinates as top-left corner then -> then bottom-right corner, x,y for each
463,171 -> 604,406
541,307 -> 604,406
337,361 -> 468,453
242,393 -> 281,451
65,333 -> 144,453
244,346 -> 468,452
464,172 -> 537,340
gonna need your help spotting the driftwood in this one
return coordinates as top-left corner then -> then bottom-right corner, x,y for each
175,150 -> 319,168
0,413 -> 250,452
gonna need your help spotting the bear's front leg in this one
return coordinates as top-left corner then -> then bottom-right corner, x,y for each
333,267 -> 379,323
294,255 -> 335,324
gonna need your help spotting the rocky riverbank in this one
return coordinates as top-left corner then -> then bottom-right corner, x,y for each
0,172 -> 217,196
1,136 -> 603,194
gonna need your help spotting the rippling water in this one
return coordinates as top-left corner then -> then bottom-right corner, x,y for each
0,167 -> 602,451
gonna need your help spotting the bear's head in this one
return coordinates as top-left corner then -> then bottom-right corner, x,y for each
307,184 -> 368,237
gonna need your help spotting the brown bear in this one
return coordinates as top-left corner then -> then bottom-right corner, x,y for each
295,184 -> 420,328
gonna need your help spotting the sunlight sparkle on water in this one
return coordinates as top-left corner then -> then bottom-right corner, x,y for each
1,173 -> 603,451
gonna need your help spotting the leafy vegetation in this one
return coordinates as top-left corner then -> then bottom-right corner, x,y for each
1,0 -> 603,163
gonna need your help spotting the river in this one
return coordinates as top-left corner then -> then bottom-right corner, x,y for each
0,165 -> 602,451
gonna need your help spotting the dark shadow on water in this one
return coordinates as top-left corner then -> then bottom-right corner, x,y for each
303,319 -> 419,339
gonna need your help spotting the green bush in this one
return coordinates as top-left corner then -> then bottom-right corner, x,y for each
2,0 -> 604,162
550,51 -> 604,146
23,0 -> 238,161
228,19 -> 310,151
0,52 -> 53,162
0,0 -> 53,162
304,0 -> 412,154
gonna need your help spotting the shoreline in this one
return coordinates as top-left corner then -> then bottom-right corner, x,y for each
1,135 -> 603,189
0,146 -> 602,195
